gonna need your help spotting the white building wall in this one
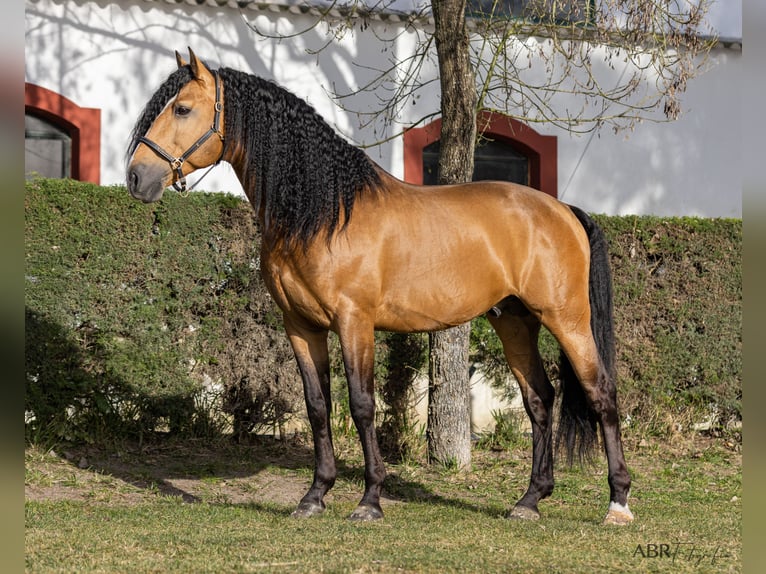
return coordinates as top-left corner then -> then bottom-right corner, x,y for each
555,47 -> 742,217
25,0 -> 742,217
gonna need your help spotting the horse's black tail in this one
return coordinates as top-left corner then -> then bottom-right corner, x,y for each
556,206 -> 616,466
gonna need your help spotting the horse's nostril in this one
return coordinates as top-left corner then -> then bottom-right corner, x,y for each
126,163 -> 166,203
128,168 -> 139,190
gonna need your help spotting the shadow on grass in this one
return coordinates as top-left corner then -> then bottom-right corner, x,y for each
382,472 -> 505,518
36,429 -> 507,519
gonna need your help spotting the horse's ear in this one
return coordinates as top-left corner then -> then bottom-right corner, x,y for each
175,50 -> 188,69
187,48 -> 215,86
188,47 -> 209,81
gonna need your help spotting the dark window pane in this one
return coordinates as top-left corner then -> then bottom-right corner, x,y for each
422,139 -> 528,186
25,114 -> 71,179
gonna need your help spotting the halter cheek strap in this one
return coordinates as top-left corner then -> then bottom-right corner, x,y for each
138,71 -> 224,194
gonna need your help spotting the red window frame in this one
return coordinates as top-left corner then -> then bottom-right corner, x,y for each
403,110 -> 557,197
25,83 -> 101,184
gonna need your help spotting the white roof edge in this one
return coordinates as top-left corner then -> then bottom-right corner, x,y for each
128,0 -> 744,48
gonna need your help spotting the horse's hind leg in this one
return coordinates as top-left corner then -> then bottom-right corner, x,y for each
284,317 -> 336,518
488,300 -> 555,520
548,323 -> 633,525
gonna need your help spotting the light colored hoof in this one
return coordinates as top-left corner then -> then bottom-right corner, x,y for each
603,501 -> 634,525
507,505 -> 540,521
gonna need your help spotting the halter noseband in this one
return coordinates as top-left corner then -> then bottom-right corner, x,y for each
138,71 -> 224,194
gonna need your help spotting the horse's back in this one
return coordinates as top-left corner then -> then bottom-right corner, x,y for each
262,173 -> 591,332
333,176 -> 592,331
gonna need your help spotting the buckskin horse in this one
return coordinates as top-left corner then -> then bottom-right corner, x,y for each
127,49 -> 633,525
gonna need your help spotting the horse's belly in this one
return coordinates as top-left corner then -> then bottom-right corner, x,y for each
374,257 -> 513,332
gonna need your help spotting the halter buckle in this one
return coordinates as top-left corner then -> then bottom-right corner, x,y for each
173,177 -> 188,195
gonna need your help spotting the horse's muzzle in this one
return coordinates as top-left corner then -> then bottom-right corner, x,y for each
127,162 -> 168,203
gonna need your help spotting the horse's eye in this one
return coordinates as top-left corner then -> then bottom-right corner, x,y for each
175,105 -> 191,117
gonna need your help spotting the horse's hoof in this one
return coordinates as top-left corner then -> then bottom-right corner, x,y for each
507,505 -> 540,521
603,501 -> 634,525
291,501 -> 325,518
349,504 -> 384,522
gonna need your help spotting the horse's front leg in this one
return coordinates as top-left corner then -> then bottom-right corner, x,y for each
339,320 -> 386,521
489,308 -> 555,520
284,316 -> 336,518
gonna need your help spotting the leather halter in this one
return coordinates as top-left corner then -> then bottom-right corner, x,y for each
138,71 -> 224,193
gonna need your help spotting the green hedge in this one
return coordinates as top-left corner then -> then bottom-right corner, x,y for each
25,179 -> 741,444
596,215 -> 741,434
25,178 -> 302,444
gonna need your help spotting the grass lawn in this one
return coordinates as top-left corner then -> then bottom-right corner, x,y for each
25,434 -> 741,573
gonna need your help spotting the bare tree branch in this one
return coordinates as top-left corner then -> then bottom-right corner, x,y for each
242,0 -> 717,139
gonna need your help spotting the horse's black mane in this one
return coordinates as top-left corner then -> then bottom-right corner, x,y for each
128,65 -> 382,248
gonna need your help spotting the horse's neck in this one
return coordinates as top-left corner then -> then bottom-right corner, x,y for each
222,143 -> 263,218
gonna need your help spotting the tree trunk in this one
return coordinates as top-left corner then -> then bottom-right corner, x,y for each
427,324 -> 472,468
426,0 -> 477,470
